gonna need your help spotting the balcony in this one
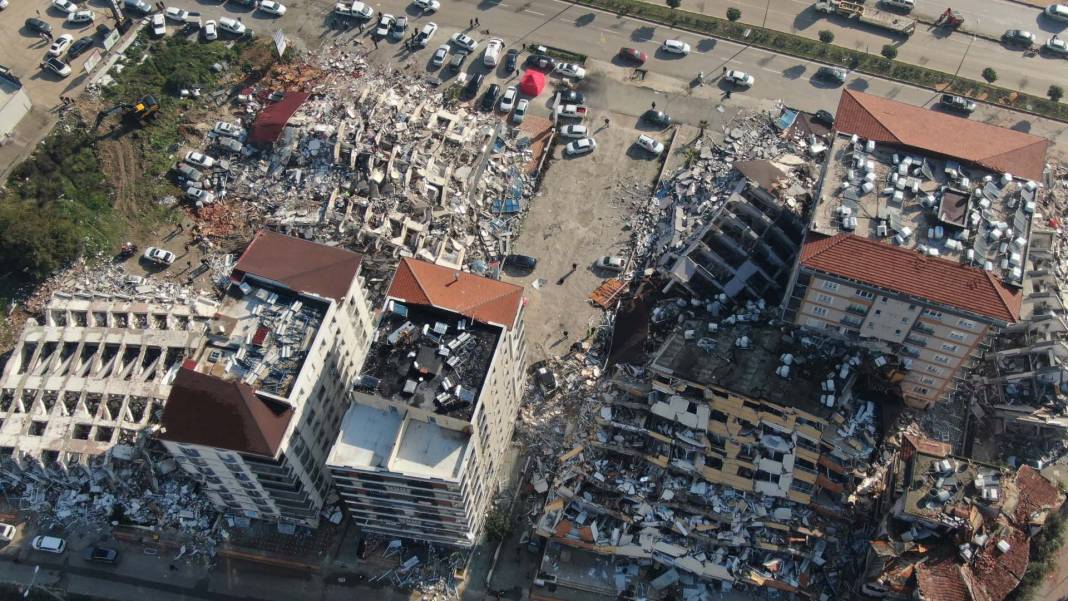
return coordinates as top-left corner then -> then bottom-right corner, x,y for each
846,304 -> 868,316
913,323 -> 935,336
904,336 -> 928,348
840,316 -> 863,328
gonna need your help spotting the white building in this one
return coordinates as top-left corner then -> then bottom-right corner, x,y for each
158,231 -> 374,526
326,258 -> 527,547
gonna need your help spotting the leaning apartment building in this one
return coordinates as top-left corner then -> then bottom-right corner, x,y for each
325,257 -> 527,547
157,230 -> 375,526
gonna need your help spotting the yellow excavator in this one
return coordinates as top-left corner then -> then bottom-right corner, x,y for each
93,95 -> 160,133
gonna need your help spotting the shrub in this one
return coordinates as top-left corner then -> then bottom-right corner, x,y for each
982,67 -> 997,83
666,0 -> 681,9
726,6 -> 741,21
880,44 -> 898,60
818,30 -> 834,44
1049,84 -> 1063,102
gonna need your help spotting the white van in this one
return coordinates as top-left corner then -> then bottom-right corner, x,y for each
1047,3 -> 1068,22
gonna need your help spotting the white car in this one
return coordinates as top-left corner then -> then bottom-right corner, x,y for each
31,536 -> 65,554
42,57 -> 71,77
636,134 -> 664,156
218,16 -> 247,35
48,34 -> 74,57
203,20 -> 217,40
512,98 -> 528,124
595,256 -> 626,271
413,22 -> 437,47
483,37 -> 504,67
431,44 -> 449,66
374,13 -> 394,36
214,121 -> 245,138
143,247 -> 176,265
67,9 -> 94,23
258,0 -> 286,15
499,86 -> 518,112
413,0 -> 439,11
555,63 -> 586,79
450,32 -> 478,52
185,151 -> 217,169
662,39 -> 690,55
0,523 -> 15,542
150,12 -> 165,36
0,0 -> 8,9
1046,36 -> 1068,55
559,124 -> 588,138
724,69 -> 755,87
1046,3 -> 1068,22
164,6 -> 188,21
565,138 -> 597,157
335,1 -> 373,18
185,186 -> 216,204
51,0 -> 77,13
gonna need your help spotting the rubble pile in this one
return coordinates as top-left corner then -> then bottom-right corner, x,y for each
362,536 -> 466,599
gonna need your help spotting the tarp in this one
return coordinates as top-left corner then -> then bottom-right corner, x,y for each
518,70 -> 546,97
248,92 -> 310,145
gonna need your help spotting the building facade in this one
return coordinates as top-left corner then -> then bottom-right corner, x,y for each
326,258 -> 526,547
158,230 -> 374,526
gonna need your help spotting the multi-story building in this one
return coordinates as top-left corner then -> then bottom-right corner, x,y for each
784,233 -> 1021,409
326,258 -> 526,547
158,230 -> 374,526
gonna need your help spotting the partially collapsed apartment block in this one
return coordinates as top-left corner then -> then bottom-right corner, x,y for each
0,291 -> 215,472
326,258 -> 527,547
158,231 -> 375,526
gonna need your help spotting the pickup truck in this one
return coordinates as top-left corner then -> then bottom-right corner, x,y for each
813,0 -> 915,36
939,94 -> 977,114
554,104 -> 588,119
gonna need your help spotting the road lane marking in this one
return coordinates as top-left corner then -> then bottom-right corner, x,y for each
524,9 -> 546,15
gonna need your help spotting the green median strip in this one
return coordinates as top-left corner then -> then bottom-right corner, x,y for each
569,0 -> 1068,123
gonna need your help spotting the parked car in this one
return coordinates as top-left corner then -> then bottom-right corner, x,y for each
258,0 -> 286,15
83,546 -> 119,564
25,17 -> 53,34
1046,35 -> 1068,55
503,48 -> 520,74
413,22 -> 437,47
164,6 -> 189,21
214,121 -> 245,138
67,10 -> 94,24
122,0 -> 151,13
618,46 -> 647,64
880,0 -> 913,10
217,16 -> 246,35
143,247 -> 177,266
41,57 -> 71,77
334,1 -> 373,18
480,83 -> 500,111
555,62 -> 586,79
447,51 -> 467,73
512,99 -> 528,124
661,39 -> 690,55
0,523 -> 16,543
499,85 -> 518,112
595,256 -> 626,271
390,15 -> 407,37
724,69 -> 755,87
150,12 -> 166,36
215,136 -> 244,153
184,151 -> 217,169
68,36 -> 94,58
1002,29 -> 1037,47
203,20 -> 217,40
815,66 -> 848,84
939,93 -> 976,114
48,34 -> 74,57
51,0 -> 78,14
464,72 -> 485,98
413,0 -> 439,11
431,44 -> 449,66
503,254 -> 537,271
525,54 -> 556,71
1046,3 -> 1068,22
812,109 -> 835,127
483,38 -> 504,67
641,109 -> 672,128
185,186 -> 215,204
636,134 -> 664,156
557,90 -> 585,105
31,536 -> 66,554
176,163 -> 203,182
559,124 -> 588,138
450,32 -> 478,52
565,138 -> 597,157
374,13 -> 394,37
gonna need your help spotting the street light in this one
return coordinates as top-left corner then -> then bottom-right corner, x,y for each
23,565 -> 40,598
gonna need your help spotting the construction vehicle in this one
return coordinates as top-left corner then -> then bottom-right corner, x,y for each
93,95 -> 160,132
935,7 -> 964,29
814,0 -> 916,36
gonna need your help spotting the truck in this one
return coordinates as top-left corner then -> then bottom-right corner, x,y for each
554,104 -> 588,119
813,0 -> 915,36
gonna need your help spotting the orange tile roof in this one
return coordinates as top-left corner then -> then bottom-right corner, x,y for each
1012,465 -> 1065,527
965,519 -> 1030,601
834,90 -> 1049,181
801,233 -> 1021,323
233,230 -> 363,302
387,258 -> 524,329
915,557 -> 968,601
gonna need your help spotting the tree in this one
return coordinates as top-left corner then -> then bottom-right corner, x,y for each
483,507 -> 513,541
818,30 -> 834,44
726,6 -> 741,21
982,67 -> 998,83
880,44 -> 897,60
1050,85 -> 1065,102
666,0 -> 681,8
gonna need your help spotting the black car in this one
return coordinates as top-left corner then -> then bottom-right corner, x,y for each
1001,29 -> 1035,47
558,90 -> 585,104
25,18 -> 53,34
503,48 -> 519,74
464,72 -> 484,98
83,546 -> 119,564
480,84 -> 500,111
815,66 -> 848,84
447,51 -> 468,73
504,254 -> 537,271
68,36 -> 95,59
812,109 -> 835,127
641,109 -> 672,127
526,54 -> 556,71
96,24 -> 112,39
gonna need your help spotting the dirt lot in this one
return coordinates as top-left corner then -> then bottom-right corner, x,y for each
502,114 -> 669,363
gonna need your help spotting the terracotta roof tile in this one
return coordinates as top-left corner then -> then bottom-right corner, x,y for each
835,90 -> 1049,181
159,368 -> 294,456
903,433 -> 953,458
232,230 -> 363,302
965,519 -> 1030,601
387,258 -> 524,328
915,557 -> 968,601
1012,465 -> 1065,527
801,233 -> 1021,323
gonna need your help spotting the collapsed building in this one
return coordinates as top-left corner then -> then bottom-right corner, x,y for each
327,258 -> 527,547
859,434 -> 1064,601
158,230 -> 376,527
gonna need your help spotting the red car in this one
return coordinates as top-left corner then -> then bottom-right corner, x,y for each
618,47 -> 647,65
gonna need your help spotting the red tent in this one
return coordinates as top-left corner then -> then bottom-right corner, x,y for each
518,70 -> 546,97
